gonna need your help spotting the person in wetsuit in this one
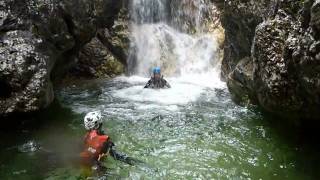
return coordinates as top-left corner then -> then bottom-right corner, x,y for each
80,111 -> 137,173
144,67 -> 171,89
80,111 -> 114,172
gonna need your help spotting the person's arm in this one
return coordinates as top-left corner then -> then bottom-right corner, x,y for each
101,139 -> 114,154
144,79 -> 152,88
97,138 -> 114,161
100,139 -> 124,161
164,79 -> 171,88
109,147 -> 141,165
99,139 -> 144,166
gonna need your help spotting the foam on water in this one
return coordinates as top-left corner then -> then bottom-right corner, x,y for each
118,23 -> 224,107
112,71 -> 226,107
125,0 -> 224,107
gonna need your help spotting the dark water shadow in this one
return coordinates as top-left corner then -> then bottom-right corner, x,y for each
0,99 -> 77,132
250,106 -> 320,179
0,99 -> 84,179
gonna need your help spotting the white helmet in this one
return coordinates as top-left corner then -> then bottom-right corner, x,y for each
84,111 -> 103,130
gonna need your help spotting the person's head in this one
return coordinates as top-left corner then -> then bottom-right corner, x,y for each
153,67 -> 161,79
84,111 -> 103,131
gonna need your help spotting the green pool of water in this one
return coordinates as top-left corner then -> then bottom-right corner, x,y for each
0,78 -> 319,179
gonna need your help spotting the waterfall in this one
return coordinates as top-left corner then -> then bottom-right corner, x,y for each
130,0 -> 168,24
128,0 -> 222,78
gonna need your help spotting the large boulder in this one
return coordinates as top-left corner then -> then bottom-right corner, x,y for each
0,0 -> 122,116
69,7 -> 129,78
252,10 -> 302,116
212,0 -> 271,78
69,37 -> 125,78
214,0 -> 320,119
0,30 -> 55,114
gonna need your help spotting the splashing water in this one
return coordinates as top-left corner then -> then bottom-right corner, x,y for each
125,0 -> 224,106
130,0 -> 220,74
131,24 -> 221,76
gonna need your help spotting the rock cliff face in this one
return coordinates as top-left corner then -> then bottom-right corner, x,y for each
69,8 -> 129,78
0,0 -> 122,115
213,0 -> 320,119
2,0 -> 319,120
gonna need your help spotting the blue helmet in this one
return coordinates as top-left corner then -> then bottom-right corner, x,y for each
153,67 -> 161,74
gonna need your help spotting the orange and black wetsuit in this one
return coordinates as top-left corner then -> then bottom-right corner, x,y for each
80,129 -> 114,168
80,128 -> 139,172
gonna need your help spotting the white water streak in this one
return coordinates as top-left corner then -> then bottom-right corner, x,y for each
117,0 -> 225,106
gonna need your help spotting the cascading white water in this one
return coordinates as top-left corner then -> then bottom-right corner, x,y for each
130,24 -> 221,77
130,0 -> 168,24
129,0 -> 221,77
114,0 -> 225,106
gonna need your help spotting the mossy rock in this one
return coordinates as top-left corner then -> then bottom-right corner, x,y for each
95,55 -> 125,78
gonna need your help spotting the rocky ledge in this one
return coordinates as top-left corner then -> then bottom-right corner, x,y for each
0,0 -> 123,115
213,0 -> 320,120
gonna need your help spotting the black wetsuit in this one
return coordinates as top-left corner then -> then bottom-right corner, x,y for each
144,76 -> 171,89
